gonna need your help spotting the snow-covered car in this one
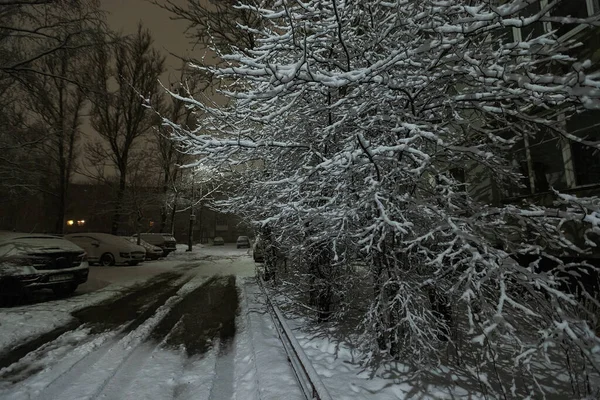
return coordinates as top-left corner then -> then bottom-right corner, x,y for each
125,237 -> 163,260
65,233 -> 146,266
213,236 -> 225,246
236,236 -> 251,249
0,231 -> 89,297
134,233 -> 177,256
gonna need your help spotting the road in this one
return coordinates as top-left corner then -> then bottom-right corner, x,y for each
0,246 -> 304,400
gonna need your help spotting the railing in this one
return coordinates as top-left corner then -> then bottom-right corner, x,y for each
257,277 -> 333,400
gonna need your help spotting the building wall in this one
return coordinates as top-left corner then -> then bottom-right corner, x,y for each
0,183 -> 252,243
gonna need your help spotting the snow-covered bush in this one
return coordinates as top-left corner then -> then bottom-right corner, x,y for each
165,0 -> 600,396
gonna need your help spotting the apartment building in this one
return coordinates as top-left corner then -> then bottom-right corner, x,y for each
500,0 -> 600,205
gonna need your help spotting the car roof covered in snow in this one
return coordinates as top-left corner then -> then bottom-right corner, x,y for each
124,237 -> 162,250
66,232 -> 145,250
0,231 -> 84,256
0,231 -> 60,242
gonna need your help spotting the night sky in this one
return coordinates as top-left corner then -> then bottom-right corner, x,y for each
102,0 -> 204,84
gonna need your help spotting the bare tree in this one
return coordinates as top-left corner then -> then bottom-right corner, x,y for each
0,0 -> 104,78
18,12 -> 102,232
88,24 -> 165,235
153,0 -> 261,57
0,0 -> 105,232
153,65 -> 210,233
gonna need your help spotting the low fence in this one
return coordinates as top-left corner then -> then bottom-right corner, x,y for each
257,277 -> 333,400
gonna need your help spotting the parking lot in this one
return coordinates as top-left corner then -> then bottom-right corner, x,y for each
0,244 -> 297,400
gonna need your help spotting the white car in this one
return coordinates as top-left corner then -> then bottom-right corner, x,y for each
125,237 -> 163,260
65,233 -> 146,266
0,231 -> 89,297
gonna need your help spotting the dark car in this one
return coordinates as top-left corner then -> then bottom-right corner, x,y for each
126,237 -> 163,260
236,236 -> 251,249
0,232 -> 89,297
213,236 -> 225,246
135,233 -> 177,256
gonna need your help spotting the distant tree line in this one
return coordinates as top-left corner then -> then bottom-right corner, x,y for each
0,0 -> 211,235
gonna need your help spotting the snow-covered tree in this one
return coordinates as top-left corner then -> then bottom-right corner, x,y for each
165,1 -> 600,396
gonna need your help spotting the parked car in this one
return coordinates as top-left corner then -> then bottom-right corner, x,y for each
0,231 -> 89,297
253,237 -> 264,262
134,233 -> 177,256
213,236 -> 225,246
65,233 -> 146,266
125,237 -> 163,260
236,236 -> 251,249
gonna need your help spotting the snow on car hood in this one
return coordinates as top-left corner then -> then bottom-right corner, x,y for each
125,237 -> 162,252
0,233 -> 84,258
66,233 -> 145,252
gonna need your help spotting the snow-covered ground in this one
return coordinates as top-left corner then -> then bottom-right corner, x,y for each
0,244 -> 253,359
0,246 -> 307,400
279,304 -> 594,399
0,244 -> 525,400
234,278 -> 304,400
288,323 -> 485,400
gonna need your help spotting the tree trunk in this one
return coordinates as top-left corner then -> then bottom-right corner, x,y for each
187,206 -> 194,252
262,225 -> 276,281
372,249 -> 401,359
55,178 -> 66,234
169,190 -> 178,235
159,180 -> 168,232
136,210 -> 142,245
159,205 -> 168,232
111,174 -> 127,235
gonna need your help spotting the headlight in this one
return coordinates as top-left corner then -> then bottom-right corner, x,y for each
120,252 -> 130,258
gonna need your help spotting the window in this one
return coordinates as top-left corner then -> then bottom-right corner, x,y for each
521,1 -> 545,39
572,142 -> 600,185
215,216 -> 228,231
511,0 -> 545,42
508,130 -> 568,196
566,111 -> 600,186
552,0 -> 599,38
510,0 -> 599,41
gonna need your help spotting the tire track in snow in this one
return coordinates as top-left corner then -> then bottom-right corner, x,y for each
1,274 -> 241,400
0,273 -> 190,400
208,338 -> 235,400
90,318 -> 188,400
90,276 -> 239,400
33,275 -> 194,400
